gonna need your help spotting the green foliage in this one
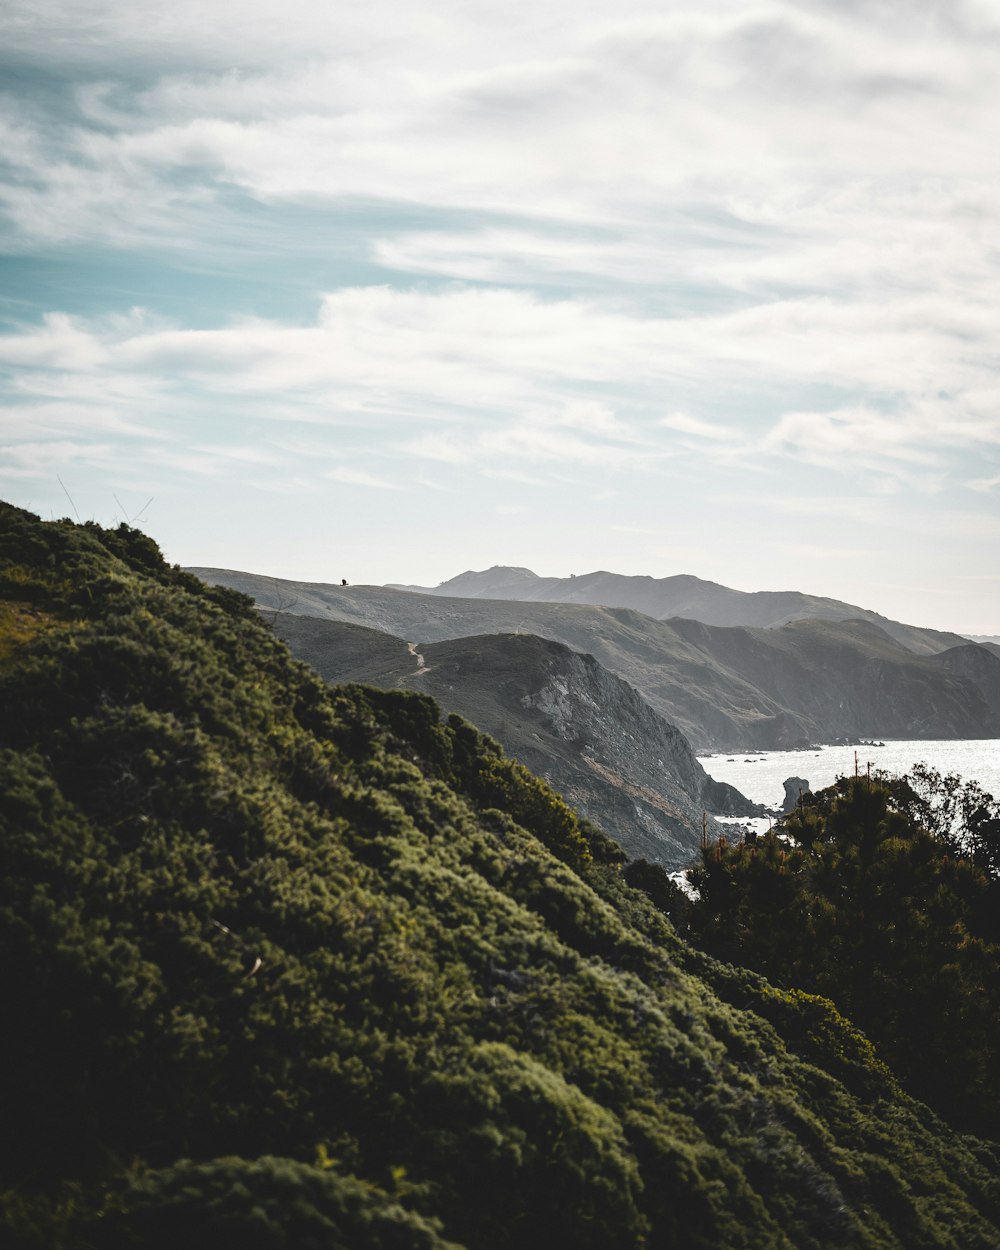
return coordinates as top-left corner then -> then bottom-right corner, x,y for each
886,763 -> 1000,881
686,775 -> 1000,1138
1,500 -> 999,1250
623,857 -> 694,929
755,986 -> 897,1098
447,716 -> 596,870
0,600 -> 73,666
90,1156 -> 463,1250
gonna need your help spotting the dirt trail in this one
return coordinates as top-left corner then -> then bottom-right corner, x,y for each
407,641 -> 432,677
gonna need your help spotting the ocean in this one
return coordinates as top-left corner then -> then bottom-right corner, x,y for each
699,738 -> 1000,811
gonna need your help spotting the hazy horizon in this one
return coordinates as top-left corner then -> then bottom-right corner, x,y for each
2,1 -> 999,633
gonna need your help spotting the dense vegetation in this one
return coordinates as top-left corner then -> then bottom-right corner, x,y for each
652,772 -> 1000,1141
2,501 -> 999,1249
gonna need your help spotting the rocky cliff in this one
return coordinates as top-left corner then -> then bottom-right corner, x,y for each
272,614 -> 761,867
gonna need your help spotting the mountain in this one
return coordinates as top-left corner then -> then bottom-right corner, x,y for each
667,615 -> 1000,743
5,502 -> 1000,1248
271,614 -> 760,868
390,566 -> 968,655
188,569 -> 1000,750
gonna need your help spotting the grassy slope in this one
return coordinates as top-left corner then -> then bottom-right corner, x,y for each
2,504 -> 999,1249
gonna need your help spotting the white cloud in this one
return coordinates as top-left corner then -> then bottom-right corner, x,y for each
0,439 -> 121,477
3,0 -> 1000,630
660,413 -> 740,443
372,228 -> 688,287
480,468 -> 549,486
402,434 -> 471,464
6,0 -> 1000,251
479,422 -> 643,468
326,466 -> 403,491
762,406 -> 939,468
3,283 -> 1000,487
0,399 -> 154,440
0,312 -> 109,370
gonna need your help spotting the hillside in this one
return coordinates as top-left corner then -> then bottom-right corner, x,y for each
668,616 -> 1000,742
189,569 -> 1000,750
271,614 -> 760,868
390,566 -> 968,655
681,771 -> 1000,1141
5,502 -> 1000,1249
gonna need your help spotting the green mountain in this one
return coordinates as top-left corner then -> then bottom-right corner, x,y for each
4,504 -> 1000,1249
270,614 -> 760,868
187,569 -> 1000,749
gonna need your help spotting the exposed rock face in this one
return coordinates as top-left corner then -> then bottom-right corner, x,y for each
782,777 -> 811,813
702,775 -> 765,817
268,614 -> 749,868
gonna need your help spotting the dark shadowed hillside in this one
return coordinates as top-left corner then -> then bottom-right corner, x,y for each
5,503 -> 1000,1249
928,643 -> 1000,721
667,616 -> 1000,744
189,569 -> 1000,750
272,614 -> 760,868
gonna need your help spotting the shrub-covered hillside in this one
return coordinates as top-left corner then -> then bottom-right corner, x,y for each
663,773 -> 1000,1142
1,501 -> 998,1250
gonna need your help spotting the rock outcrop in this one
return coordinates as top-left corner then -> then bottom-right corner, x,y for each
781,776 -> 811,813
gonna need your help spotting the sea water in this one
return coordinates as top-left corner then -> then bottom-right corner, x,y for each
700,739 -> 1000,811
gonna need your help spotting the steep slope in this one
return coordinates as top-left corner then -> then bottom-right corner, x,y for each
189,570 -> 1000,750
5,504 -> 1000,1250
272,615 -> 759,868
391,566 -> 968,655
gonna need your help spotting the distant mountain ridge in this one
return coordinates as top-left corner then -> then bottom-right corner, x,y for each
187,568 -> 1000,751
390,566 -> 968,656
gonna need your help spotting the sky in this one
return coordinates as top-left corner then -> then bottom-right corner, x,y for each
2,0 -> 1000,634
